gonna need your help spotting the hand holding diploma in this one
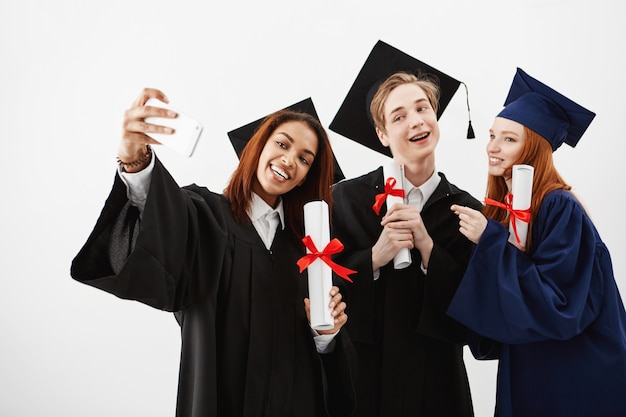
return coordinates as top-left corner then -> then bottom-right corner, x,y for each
304,286 -> 347,335
298,200 -> 355,330
508,165 -> 534,249
481,164 -> 533,249
458,164 -> 533,249
381,162 -> 411,269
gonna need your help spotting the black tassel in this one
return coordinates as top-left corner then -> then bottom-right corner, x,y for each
461,82 -> 475,139
467,120 -> 475,139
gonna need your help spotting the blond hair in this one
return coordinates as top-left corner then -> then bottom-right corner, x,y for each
369,71 -> 441,134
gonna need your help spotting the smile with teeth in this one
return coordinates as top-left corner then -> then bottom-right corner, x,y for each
489,157 -> 503,164
271,165 -> 290,180
409,132 -> 429,142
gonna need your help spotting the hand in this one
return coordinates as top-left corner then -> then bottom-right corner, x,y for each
451,204 -> 488,244
304,286 -> 348,335
375,203 -> 433,268
118,88 -> 178,171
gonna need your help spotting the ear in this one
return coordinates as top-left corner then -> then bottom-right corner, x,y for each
376,126 -> 390,148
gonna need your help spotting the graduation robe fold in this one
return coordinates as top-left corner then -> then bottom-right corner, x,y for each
448,189 -> 626,417
71,159 -> 357,417
331,167 -> 481,417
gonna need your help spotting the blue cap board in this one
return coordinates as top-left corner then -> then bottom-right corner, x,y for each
497,67 -> 596,151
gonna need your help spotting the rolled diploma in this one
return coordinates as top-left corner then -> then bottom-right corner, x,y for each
303,200 -> 334,330
509,164 -> 534,248
383,162 -> 412,269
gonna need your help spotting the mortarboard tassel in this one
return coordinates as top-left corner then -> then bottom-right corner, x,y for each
467,120 -> 475,139
461,82 -> 475,139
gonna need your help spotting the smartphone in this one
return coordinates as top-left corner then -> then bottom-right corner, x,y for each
144,98 -> 203,157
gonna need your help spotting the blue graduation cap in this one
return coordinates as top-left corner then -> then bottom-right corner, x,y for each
497,68 -> 596,151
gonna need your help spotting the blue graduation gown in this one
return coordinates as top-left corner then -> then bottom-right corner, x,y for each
448,189 -> 626,417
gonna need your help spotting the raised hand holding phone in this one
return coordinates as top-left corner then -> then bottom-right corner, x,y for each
144,98 -> 203,157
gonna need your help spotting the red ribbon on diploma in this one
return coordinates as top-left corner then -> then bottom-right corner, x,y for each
372,177 -> 405,215
484,193 -> 531,245
297,235 -> 356,283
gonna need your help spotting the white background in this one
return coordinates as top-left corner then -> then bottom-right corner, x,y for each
1,1 -> 624,415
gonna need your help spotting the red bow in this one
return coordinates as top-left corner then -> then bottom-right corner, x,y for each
372,177 -> 405,215
297,235 -> 356,282
484,193 -> 531,244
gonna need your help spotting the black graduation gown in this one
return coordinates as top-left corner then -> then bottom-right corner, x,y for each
71,159 -> 356,417
331,167 -> 481,417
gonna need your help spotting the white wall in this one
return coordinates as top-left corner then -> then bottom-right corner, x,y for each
1,1 -> 624,415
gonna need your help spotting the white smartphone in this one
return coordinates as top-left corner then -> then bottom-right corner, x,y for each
144,98 -> 203,157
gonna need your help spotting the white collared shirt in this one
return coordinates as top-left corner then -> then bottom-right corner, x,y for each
246,193 -> 285,250
118,150 -> 156,213
403,168 -> 441,210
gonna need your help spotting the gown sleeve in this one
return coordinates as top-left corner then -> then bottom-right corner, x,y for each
448,190 -> 605,344
408,181 -> 484,344
416,238 -> 475,343
330,178 -> 380,343
71,158 -> 229,312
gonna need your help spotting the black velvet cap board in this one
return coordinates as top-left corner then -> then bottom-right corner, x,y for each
329,40 -> 467,158
227,97 -> 345,184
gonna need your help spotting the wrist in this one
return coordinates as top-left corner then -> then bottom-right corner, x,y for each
371,247 -> 381,271
117,144 -> 152,173
417,238 -> 434,268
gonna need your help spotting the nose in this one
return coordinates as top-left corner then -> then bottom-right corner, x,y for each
486,138 -> 499,153
408,110 -> 425,127
281,150 -> 296,167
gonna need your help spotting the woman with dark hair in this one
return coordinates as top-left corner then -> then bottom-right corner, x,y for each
449,68 -> 626,417
71,88 -> 356,417
225,106 -> 335,243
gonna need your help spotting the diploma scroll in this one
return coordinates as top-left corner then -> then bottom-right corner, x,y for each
303,200 -> 335,331
383,162 -> 412,269
509,164 -> 534,248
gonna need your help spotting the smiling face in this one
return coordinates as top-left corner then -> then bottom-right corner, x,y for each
376,83 -> 440,166
487,117 -> 527,188
253,120 -> 318,207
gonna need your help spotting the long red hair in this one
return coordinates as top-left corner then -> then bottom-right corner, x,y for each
483,126 -> 571,250
224,110 -> 335,245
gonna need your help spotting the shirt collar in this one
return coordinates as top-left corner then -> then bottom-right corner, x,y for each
404,168 -> 441,202
248,192 -> 285,229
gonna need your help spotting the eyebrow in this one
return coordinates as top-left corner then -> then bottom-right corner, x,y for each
277,132 -> 316,157
387,98 -> 429,117
496,130 -> 521,137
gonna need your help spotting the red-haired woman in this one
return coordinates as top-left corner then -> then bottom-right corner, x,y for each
71,88 -> 356,417
449,69 -> 626,417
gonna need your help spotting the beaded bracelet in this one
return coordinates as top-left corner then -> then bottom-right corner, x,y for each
116,145 -> 152,169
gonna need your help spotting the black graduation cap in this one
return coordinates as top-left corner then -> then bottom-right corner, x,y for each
497,68 -> 596,151
329,40 -> 473,158
227,97 -> 345,184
